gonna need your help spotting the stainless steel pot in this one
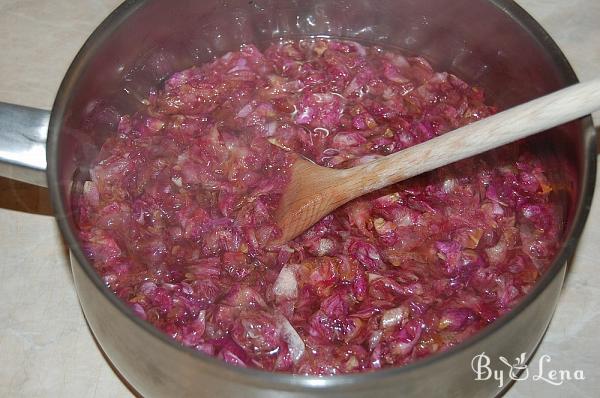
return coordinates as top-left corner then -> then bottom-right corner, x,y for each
0,0 -> 596,397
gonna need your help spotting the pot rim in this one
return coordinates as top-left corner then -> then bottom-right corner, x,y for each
47,0 -> 597,391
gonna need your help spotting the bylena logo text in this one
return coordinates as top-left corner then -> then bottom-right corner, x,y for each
471,352 -> 585,388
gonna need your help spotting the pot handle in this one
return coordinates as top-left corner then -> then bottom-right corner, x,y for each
0,102 -> 49,187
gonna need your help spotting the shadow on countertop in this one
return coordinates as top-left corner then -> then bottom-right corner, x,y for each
0,176 -> 53,215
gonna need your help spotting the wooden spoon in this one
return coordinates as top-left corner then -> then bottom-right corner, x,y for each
273,79 -> 600,243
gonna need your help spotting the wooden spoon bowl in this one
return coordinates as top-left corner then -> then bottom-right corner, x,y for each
273,79 -> 600,243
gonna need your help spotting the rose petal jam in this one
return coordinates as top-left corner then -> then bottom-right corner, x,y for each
77,39 -> 562,374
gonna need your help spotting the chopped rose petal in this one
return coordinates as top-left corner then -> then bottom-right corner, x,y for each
277,315 -> 305,363
273,264 -> 299,300
381,306 -> 409,329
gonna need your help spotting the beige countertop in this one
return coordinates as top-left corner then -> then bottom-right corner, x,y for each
0,1 -> 598,397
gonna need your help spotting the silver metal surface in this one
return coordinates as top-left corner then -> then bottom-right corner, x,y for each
0,0 -> 593,396
0,103 -> 49,187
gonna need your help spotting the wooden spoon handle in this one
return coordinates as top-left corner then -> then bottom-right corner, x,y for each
341,79 -> 600,196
